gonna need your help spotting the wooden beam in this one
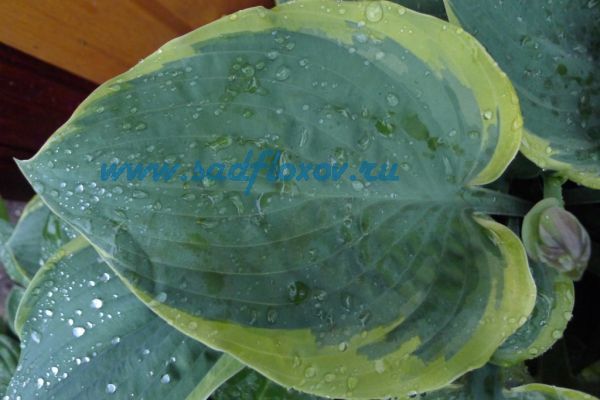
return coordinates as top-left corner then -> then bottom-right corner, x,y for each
0,0 -> 274,84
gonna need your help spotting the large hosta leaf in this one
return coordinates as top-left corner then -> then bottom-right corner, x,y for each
18,1 -> 535,397
492,259 -> 574,366
444,0 -> 600,188
7,237 -> 239,400
6,196 -> 77,281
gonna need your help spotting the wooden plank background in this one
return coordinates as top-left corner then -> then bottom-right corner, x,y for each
0,0 -> 273,200
0,0 -> 273,83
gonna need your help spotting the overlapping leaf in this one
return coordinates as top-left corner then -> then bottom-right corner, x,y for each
7,237 -> 239,400
4,287 -> 24,336
6,196 -> 77,281
0,335 -> 18,396
428,364 -> 598,400
0,219 -> 28,288
18,1 -> 536,398
445,0 -> 600,188
492,258 -> 574,366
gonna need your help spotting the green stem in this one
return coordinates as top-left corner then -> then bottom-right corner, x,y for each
542,173 -> 566,205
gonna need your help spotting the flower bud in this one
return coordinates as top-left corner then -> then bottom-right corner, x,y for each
537,206 -> 591,279
522,198 -> 591,280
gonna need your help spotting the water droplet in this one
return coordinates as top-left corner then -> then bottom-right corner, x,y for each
288,281 -> 309,304
72,327 -> 86,338
132,190 -> 148,199
31,330 -> 41,344
528,347 -> 539,355
374,359 -> 386,373
90,298 -> 103,309
275,66 -> 291,81
182,193 -> 196,201
468,131 -> 480,140
241,65 -> 255,77
106,383 -> 117,394
483,110 -> 493,120
552,330 -> 563,339
36,378 -> 45,389
338,342 -> 348,352
352,181 -> 364,191
161,374 -> 171,384
365,2 -> 383,22
347,376 -> 358,390
32,181 -> 45,194
512,117 -> 523,130
267,309 -> 278,324
386,93 -> 399,106
154,292 -> 168,303
304,366 -> 317,378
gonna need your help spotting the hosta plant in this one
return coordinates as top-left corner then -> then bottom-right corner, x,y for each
0,0 -> 598,399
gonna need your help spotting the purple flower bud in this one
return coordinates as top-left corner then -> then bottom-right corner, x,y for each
536,207 -> 591,280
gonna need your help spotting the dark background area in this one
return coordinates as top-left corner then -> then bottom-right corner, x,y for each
0,44 -> 97,200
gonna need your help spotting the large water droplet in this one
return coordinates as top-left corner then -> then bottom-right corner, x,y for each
72,327 -> 86,338
275,66 -> 291,81
304,366 -> 317,378
31,330 -> 41,344
347,376 -> 358,390
90,298 -> 103,309
365,2 -> 383,22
